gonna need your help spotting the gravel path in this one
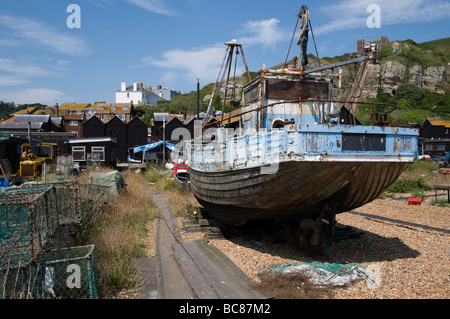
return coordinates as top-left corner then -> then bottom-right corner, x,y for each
181,197 -> 449,299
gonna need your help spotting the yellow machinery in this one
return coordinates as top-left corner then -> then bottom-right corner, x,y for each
19,143 -> 58,179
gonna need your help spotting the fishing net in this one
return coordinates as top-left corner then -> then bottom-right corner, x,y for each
270,261 -> 375,287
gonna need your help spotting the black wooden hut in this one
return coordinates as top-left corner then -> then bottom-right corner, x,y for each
127,117 -> 149,149
82,115 -> 105,138
68,137 -> 117,168
160,117 -> 185,142
106,116 -> 127,163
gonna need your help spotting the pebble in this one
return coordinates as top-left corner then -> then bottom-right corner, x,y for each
182,196 -> 449,299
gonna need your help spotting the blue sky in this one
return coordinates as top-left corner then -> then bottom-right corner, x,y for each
0,0 -> 449,105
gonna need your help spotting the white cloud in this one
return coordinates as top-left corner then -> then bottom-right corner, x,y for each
142,44 -> 226,85
0,14 -> 90,56
140,18 -> 288,87
0,57 -> 58,87
0,88 -> 72,105
238,18 -> 289,50
0,75 -> 28,86
315,0 -> 450,34
0,57 -> 54,78
125,0 -> 176,16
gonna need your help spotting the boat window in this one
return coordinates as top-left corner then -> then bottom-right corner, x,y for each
342,134 -> 386,152
272,120 -> 285,129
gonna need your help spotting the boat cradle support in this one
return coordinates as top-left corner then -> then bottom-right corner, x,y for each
276,198 -> 337,254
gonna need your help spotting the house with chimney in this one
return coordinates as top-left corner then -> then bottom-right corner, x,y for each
152,85 -> 181,101
86,102 -> 134,123
116,81 -> 164,106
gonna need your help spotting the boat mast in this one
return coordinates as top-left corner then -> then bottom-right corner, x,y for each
203,41 -> 251,127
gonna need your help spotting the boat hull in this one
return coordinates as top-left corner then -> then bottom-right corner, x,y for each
190,160 -> 410,223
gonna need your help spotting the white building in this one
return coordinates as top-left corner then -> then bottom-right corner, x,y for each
152,85 -> 181,101
116,81 -> 164,105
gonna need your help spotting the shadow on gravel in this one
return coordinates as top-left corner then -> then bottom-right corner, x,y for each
212,218 -> 420,265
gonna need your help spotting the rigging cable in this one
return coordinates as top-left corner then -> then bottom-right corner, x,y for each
284,11 -> 301,68
308,19 -> 321,67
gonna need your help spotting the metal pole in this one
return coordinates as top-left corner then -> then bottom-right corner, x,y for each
27,122 -> 31,144
163,119 -> 165,164
196,76 -> 201,119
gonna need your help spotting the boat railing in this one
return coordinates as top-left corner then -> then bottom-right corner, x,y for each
203,99 -> 397,129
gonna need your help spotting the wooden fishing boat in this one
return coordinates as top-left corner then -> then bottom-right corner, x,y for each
185,6 -> 419,252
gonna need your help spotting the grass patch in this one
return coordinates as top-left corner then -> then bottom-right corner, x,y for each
404,160 -> 439,174
142,165 -> 200,217
431,199 -> 450,208
78,168 -> 159,297
386,177 -> 432,194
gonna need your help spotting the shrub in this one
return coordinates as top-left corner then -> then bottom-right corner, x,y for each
386,178 -> 432,194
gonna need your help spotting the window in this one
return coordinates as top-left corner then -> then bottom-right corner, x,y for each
118,114 -> 126,121
70,121 -> 78,126
72,146 -> 85,161
123,106 -> 128,110
91,147 -> 105,162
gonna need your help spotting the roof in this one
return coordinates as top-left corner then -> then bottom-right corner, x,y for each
59,103 -> 91,110
86,103 -> 133,114
1,122 -> 44,130
51,117 -> 63,126
64,113 -> 85,121
153,113 -> 170,122
426,118 -> 450,128
160,116 -> 184,129
14,114 -> 50,123
12,107 -> 37,115
68,137 -> 117,144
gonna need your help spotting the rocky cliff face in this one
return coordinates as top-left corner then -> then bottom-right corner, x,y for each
330,41 -> 449,100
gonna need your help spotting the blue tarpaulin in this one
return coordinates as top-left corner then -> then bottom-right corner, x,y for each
133,141 -> 181,154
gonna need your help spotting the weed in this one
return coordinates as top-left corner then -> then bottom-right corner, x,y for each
431,199 -> 450,208
386,177 -> 432,194
79,168 -> 159,297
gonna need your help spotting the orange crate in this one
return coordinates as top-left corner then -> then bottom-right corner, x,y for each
408,198 -> 421,205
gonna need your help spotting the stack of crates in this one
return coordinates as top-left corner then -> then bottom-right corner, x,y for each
1,183 -> 99,299
0,186 -> 58,269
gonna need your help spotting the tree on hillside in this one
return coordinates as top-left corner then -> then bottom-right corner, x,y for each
394,83 -> 424,108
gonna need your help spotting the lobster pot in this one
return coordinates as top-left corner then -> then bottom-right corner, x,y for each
51,181 -> 81,225
42,245 -> 98,299
0,186 -> 58,269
